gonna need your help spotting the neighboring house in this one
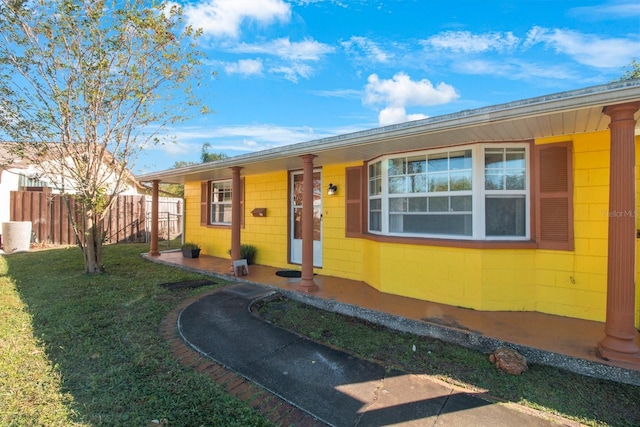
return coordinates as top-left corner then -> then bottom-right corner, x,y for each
0,143 -> 145,243
138,80 -> 640,364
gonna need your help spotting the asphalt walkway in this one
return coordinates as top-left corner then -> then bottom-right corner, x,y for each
177,284 -> 569,427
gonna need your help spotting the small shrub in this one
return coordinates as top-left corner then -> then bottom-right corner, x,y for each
228,244 -> 257,265
181,242 -> 201,258
241,244 -> 257,264
181,242 -> 200,250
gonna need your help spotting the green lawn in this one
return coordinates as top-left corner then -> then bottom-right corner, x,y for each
0,243 -> 273,426
255,296 -> 640,427
2,243 -> 639,426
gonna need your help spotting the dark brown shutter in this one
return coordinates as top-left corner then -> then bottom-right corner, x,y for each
535,143 -> 573,250
200,181 -> 209,226
345,166 -> 364,237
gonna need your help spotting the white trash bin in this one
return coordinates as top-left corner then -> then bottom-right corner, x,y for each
1,221 -> 32,253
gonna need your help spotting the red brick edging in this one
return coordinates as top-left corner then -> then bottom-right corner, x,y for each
160,291 -> 326,427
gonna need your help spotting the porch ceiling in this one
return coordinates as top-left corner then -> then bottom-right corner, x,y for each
136,80 -> 640,184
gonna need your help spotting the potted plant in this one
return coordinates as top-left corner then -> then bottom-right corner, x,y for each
228,244 -> 257,265
240,244 -> 257,265
181,242 -> 201,258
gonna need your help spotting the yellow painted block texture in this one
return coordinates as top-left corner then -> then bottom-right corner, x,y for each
181,133 -> 639,324
532,133 -> 609,322
185,163 -> 366,275
242,171 -> 289,267
320,164 -> 365,280
374,244 -> 488,309
183,181 -> 230,257
360,133 -> 627,321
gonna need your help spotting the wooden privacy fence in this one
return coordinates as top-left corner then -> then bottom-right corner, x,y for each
9,190 -> 146,245
104,195 -> 146,243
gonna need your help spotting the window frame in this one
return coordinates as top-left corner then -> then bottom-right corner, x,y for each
209,179 -> 233,226
366,142 -> 531,241
480,145 -> 529,240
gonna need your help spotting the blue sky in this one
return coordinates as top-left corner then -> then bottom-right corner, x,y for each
138,0 -> 640,173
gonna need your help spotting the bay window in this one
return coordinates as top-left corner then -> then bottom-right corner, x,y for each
368,161 -> 382,232
367,143 -> 529,240
484,147 -> 526,237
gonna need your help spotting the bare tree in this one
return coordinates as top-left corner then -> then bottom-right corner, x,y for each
0,0 -> 209,272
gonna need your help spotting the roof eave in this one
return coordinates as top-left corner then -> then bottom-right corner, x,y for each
136,79 -> 640,184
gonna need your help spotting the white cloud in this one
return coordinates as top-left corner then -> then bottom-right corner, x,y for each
158,123 -> 333,151
378,107 -> 428,127
164,142 -> 190,155
406,112 -> 429,122
269,63 -> 314,82
364,73 -> 459,108
183,0 -> 291,38
454,59 -> 576,81
232,37 -> 335,61
224,59 -> 264,76
229,38 -> 334,81
341,36 -> 392,63
309,88 -> 361,98
569,1 -> 640,20
524,26 -> 640,68
364,73 -> 458,127
423,31 -> 520,53
293,0 -> 348,6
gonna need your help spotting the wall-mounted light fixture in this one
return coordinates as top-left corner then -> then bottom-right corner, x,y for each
327,183 -> 337,196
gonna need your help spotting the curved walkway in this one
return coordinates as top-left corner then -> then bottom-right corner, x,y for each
161,286 -> 322,426
170,284 -> 571,427
147,250 -> 640,388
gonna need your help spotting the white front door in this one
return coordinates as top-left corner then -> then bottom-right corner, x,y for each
290,170 -> 322,267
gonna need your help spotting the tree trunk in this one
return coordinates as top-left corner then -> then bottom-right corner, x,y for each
83,212 -> 104,274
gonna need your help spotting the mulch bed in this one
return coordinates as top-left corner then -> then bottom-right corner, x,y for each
159,279 -> 216,291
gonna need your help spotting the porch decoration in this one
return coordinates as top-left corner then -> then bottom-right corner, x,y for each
181,242 -> 201,258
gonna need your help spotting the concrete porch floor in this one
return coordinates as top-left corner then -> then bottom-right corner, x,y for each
144,250 -> 640,386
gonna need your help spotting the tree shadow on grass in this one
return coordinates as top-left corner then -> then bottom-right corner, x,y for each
4,246 -> 270,426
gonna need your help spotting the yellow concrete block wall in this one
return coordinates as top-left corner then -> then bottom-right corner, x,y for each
371,243 -> 486,309
185,164 -> 368,275
532,132 -> 611,322
637,241 -> 640,327
183,181 -> 231,257
182,131 -> 640,325
363,132 -> 625,320
361,239 -> 381,289
242,171 -> 290,268
320,163 -> 364,280
480,250 -> 536,310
